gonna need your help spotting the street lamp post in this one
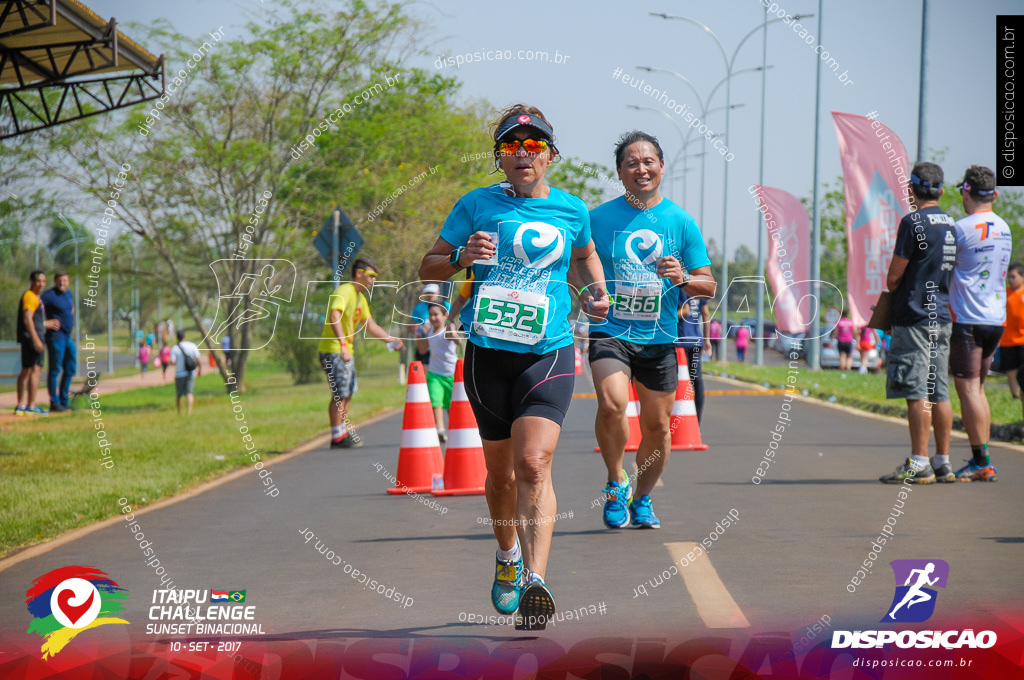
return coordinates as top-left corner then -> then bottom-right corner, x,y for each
638,64 -> 753,231
56,213 -> 83,362
630,85 -> 740,226
650,11 -> 812,360
808,0 -> 825,371
755,6 -> 768,365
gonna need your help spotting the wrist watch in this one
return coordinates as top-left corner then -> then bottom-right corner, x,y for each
680,269 -> 691,287
448,246 -> 466,270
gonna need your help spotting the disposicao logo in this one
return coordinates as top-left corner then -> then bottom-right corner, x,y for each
832,559 -> 997,650
26,566 -> 129,659
883,559 -> 948,623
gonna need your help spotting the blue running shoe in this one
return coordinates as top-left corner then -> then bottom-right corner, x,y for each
954,459 -> 997,482
491,553 -> 524,615
602,472 -> 632,528
515,573 -> 556,631
629,494 -> 661,529
26,405 -> 49,416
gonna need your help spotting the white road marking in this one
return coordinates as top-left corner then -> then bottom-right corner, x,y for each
665,541 -> 750,628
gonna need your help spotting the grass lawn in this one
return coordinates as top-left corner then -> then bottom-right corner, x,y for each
708,359 -> 1023,433
0,343 -> 406,557
0,356 -> 139,395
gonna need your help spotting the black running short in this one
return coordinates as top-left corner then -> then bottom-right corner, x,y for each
949,323 -> 1003,381
463,341 -> 575,441
20,341 -> 44,369
998,344 -> 1024,372
588,333 -> 678,392
837,341 -> 853,356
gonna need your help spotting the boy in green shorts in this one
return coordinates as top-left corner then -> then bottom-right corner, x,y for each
416,302 -> 462,442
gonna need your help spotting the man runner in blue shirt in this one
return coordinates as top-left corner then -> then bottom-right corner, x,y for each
586,131 -> 715,529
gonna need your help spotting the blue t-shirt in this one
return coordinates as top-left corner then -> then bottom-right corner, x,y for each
40,287 -> 74,337
589,196 -> 711,344
676,294 -> 707,348
440,183 -> 591,354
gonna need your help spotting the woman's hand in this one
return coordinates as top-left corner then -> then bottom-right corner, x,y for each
463,232 -> 496,265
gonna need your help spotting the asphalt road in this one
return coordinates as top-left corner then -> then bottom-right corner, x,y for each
1,371 -> 1021,669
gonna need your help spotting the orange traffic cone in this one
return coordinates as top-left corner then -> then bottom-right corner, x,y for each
388,361 -> 445,494
670,348 -> 708,451
594,381 -> 643,453
433,359 -> 487,496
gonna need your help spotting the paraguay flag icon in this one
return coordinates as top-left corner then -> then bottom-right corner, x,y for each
25,566 -> 129,659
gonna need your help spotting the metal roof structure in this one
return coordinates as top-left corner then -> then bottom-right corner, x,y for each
0,0 -> 164,139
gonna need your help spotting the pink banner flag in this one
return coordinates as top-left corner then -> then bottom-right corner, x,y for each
833,111 -> 914,327
751,185 -> 812,335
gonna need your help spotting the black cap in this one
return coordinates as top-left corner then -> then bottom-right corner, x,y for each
495,113 -> 554,142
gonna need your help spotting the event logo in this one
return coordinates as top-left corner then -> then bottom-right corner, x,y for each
25,566 -> 129,659
883,559 -> 949,623
203,259 -> 296,350
513,222 -> 564,269
850,171 -> 904,234
624,230 -> 662,265
833,558 -> 996,649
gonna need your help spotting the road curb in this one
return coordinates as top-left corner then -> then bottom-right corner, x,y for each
0,407 -> 403,573
706,374 -> 1024,454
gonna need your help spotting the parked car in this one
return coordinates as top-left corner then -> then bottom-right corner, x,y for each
726,318 -> 777,339
769,331 -> 807,359
820,338 -> 882,372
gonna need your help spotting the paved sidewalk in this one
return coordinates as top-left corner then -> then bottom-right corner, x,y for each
1,371 -> 184,421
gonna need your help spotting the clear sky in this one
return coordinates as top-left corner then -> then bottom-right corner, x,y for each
87,0 -> 1020,257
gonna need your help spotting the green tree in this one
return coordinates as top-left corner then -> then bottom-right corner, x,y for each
13,1 -> 456,390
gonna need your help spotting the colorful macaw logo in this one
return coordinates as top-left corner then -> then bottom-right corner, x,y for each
25,566 -> 129,659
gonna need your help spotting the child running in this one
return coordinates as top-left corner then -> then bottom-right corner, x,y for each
416,302 -> 462,442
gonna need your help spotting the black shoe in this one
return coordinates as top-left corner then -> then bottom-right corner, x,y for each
437,431 -> 447,444
331,434 -> 363,449
515,575 -> 556,631
345,428 -> 364,448
50,403 -> 68,413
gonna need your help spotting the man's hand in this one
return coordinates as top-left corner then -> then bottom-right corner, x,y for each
390,339 -> 406,351
33,338 -> 44,353
340,347 -> 353,363
656,256 -> 685,286
45,319 -> 60,331
584,288 -> 610,322
445,322 -> 465,342
463,231 -> 496,265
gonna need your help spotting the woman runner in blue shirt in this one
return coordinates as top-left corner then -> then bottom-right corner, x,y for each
419,104 -> 608,630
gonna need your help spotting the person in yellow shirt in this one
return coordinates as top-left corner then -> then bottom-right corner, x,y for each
16,270 -> 60,416
1000,262 -> 1024,416
318,258 -> 404,448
